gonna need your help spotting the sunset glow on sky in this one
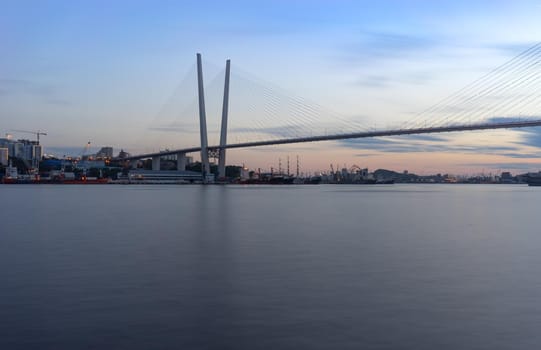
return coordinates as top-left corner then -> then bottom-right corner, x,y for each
2,0 -> 541,174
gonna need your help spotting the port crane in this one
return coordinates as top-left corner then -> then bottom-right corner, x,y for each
10,129 -> 47,144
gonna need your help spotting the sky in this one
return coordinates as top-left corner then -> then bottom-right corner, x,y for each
2,0 -> 541,174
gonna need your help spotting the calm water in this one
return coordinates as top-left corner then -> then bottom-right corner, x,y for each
1,184 -> 541,349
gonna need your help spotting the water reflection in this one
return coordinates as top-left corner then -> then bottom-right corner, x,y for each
1,184 -> 541,349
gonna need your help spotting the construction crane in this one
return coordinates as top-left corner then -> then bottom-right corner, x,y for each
11,129 -> 47,144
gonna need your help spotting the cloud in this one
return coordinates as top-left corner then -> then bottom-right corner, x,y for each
355,153 -> 379,157
343,37 -> 540,93
479,116 -> 541,149
148,123 -> 199,134
0,78 -> 54,97
502,152 -> 541,159
516,127 -> 541,148
249,145 -> 320,153
354,71 -> 433,88
340,31 -> 443,90
354,75 -> 391,88
405,134 -> 447,142
461,162 -> 541,171
337,134 -> 520,155
0,78 -> 72,106
487,41 -> 539,55
341,31 -> 439,64
230,125 -> 307,138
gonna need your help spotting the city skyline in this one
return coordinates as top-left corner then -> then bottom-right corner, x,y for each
3,1 -> 541,173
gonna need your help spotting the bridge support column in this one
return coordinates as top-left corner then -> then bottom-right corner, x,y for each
177,152 -> 186,171
218,59 -> 231,180
152,156 -> 160,171
197,53 -> 211,182
130,159 -> 138,169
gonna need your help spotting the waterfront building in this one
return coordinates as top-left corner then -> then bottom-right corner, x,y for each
500,171 -> 514,184
0,138 -> 43,170
0,148 -> 8,166
0,138 -> 9,149
96,147 -> 113,158
13,142 -> 25,158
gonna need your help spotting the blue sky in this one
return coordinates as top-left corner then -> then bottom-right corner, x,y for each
2,0 -> 541,173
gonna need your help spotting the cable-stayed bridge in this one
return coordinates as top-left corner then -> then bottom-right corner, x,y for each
121,43 -> 541,180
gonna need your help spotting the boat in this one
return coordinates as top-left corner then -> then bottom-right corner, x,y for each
1,162 -> 40,184
268,175 -> 295,184
57,177 -> 110,184
305,176 -> 322,184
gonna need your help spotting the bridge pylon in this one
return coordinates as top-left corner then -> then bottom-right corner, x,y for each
218,59 -> 231,180
196,54 -> 231,183
196,53 -> 211,182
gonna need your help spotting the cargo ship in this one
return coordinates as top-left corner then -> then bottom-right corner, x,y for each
2,175 -> 40,184
2,176 -> 110,184
1,163 -> 40,184
51,176 -> 110,184
2,164 -> 109,184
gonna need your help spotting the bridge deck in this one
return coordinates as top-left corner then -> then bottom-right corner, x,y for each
119,120 -> 541,161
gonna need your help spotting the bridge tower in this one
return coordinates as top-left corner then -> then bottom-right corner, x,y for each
218,59 -> 231,180
196,53 -> 211,181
